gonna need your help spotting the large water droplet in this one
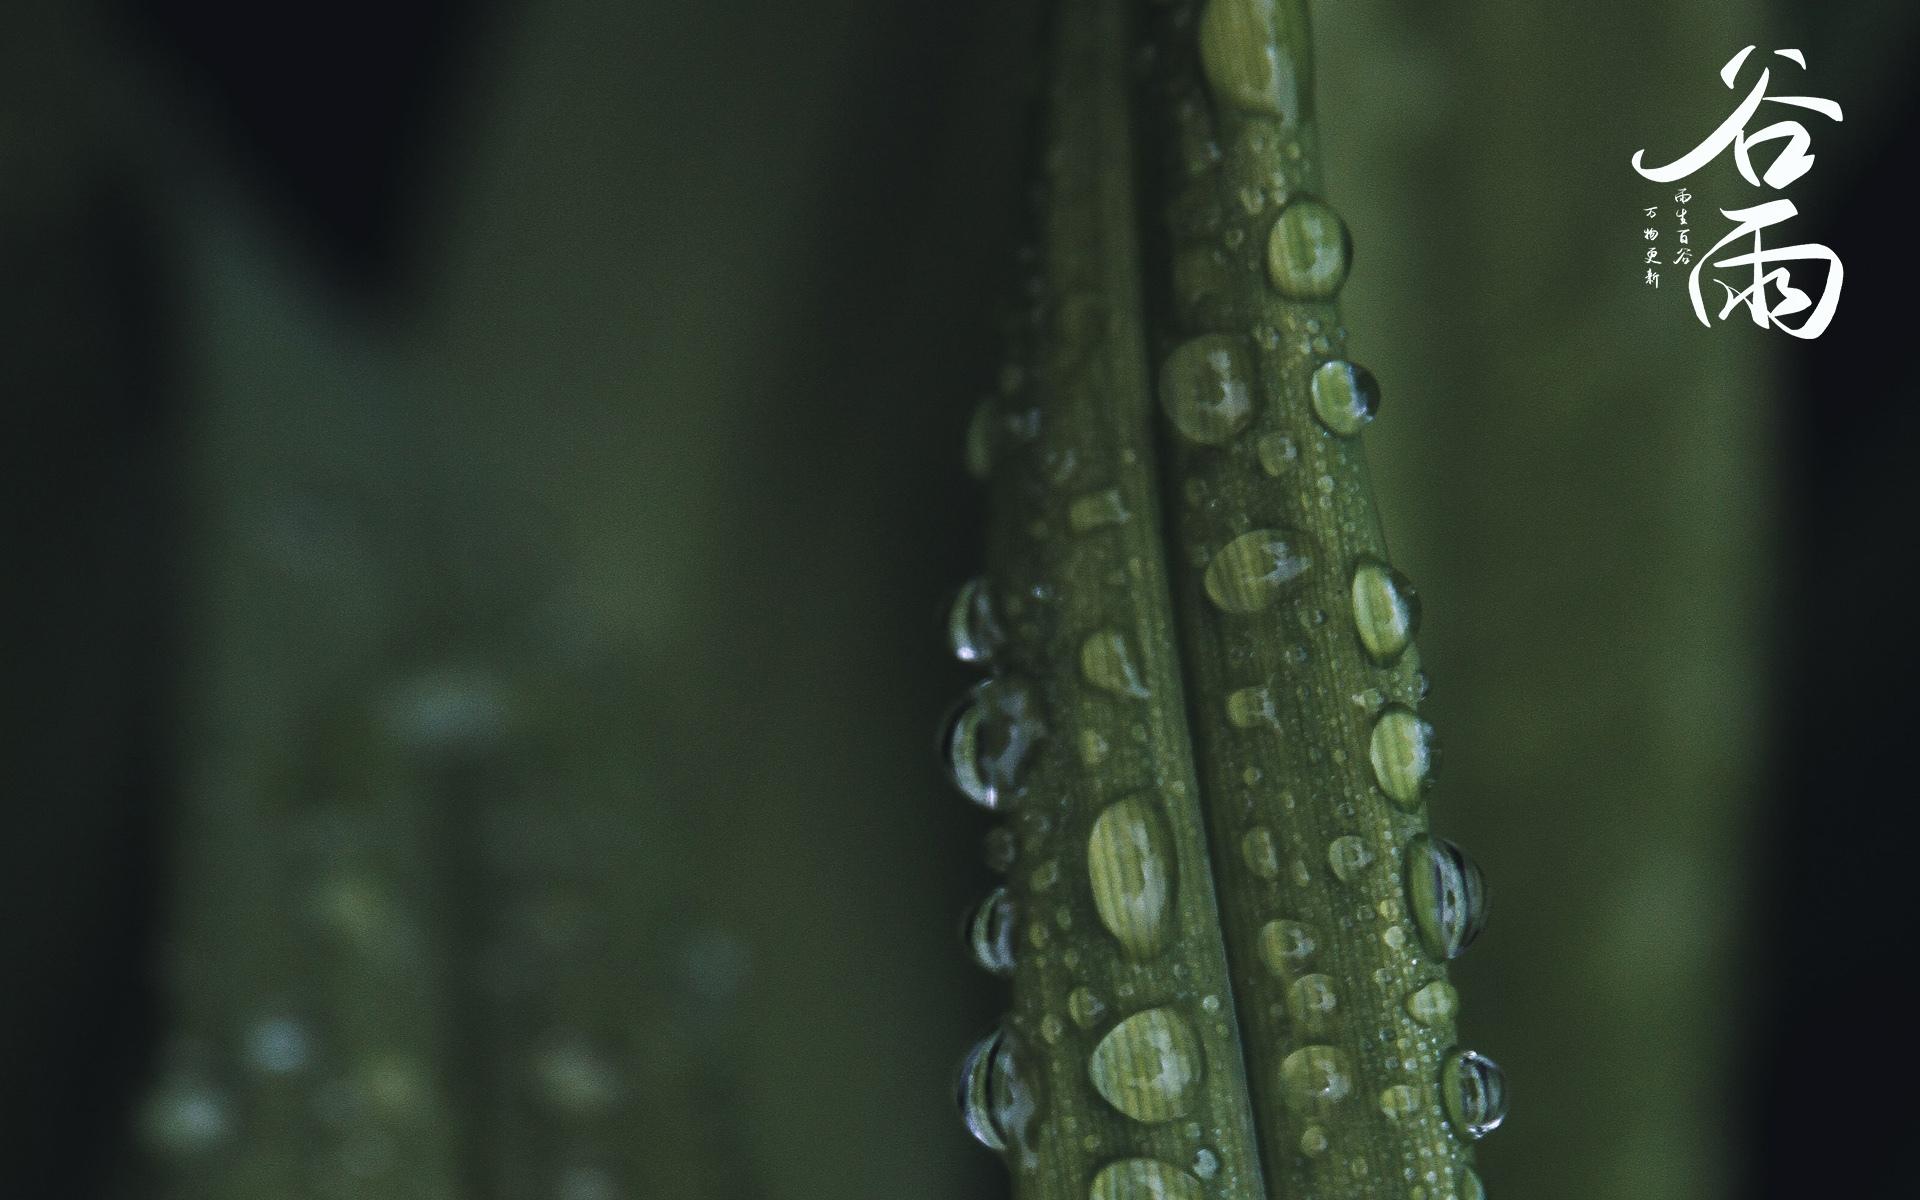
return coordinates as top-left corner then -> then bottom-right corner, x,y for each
1197,0 -> 1309,122
1286,973 -> 1340,1034
1088,797 -> 1177,958
1327,835 -> 1374,882
1258,918 -> 1317,972
941,678 -> 1044,810
1159,335 -> 1257,445
1204,529 -> 1314,613
1089,1008 -> 1205,1122
1441,1049 -> 1508,1139
1266,198 -> 1351,300
1090,1158 -> 1206,1200
966,887 -> 1018,976
1351,559 -> 1420,665
1407,835 -> 1488,959
1082,630 -> 1150,699
957,1026 -> 1044,1154
1278,1044 -> 1353,1113
1310,360 -> 1380,437
1369,704 -> 1435,808
947,577 -> 1004,666
1406,979 -> 1459,1026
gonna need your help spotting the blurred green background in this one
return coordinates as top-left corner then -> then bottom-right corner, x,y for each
4,1 -> 1916,1197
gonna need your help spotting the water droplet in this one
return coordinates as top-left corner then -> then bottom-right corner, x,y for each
1070,488 -> 1131,532
1256,432 -> 1298,475
1204,529 -> 1314,613
1441,1049 -> 1508,1139
1327,835 -> 1374,882
965,398 -> 996,479
941,677 -> 1044,810
957,1026 -> 1044,1154
1265,198 -> 1351,300
1379,1083 -> 1422,1121
531,1035 -> 622,1115
1351,559 -> 1420,665
1368,704 -> 1435,808
967,887 -> 1018,976
983,826 -> 1017,872
1088,1008 -> 1205,1122
1088,797 -> 1177,958
1227,686 -> 1279,729
1278,1045 -> 1353,1113
1159,335 -> 1257,445
138,1073 -> 232,1155
1259,918 -> 1318,972
1089,1158 -> 1206,1200
1197,0 -> 1309,122
1240,827 -> 1281,878
243,1016 -> 313,1075
946,577 -> 1004,666
1082,631 -> 1150,699
1286,973 -> 1340,1034
1041,1014 -> 1066,1044
1309,360 -> 1380,436
1406,980 -> 1459,1026
1407,835 -> 1488,959
1069,987 -> 1108,1029
1299,1125 -> 1330,1156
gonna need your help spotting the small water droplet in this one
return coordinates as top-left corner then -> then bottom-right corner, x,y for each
1441,1049 -> 1508,1139
1407,980 -> 1459,1026
1070,488 -> 1132,532
138,1072 -> 232,1155
965,399 -> 996,479
1227,686 -> 1280,729
1193,1147 -> 1220,1179
1198,0 -> 1309,123
941,677 -> 1045,810
1407,835 -> 1488,959
531,1035 -> 622,1115
1088,1008 -> 1206,1122
1089,1158 -> 1206,1200
1041,1014 -> 1066,1044
1309,360 -> 1380,437
1369,704 -> 1436,808
966,887 -> 1018,976
243,1016 -> 313,1075
983,826 -> 1017,873
1082,630 -> 1151,699
1069,987 -> 1108,1029
1159,335 -> 1257,445
1279,1044 -> 1353,1113
947,577 -> 1005,666
1266,198 -> 1351,300
1204,529 -> 1314,613
1351,559 -> 1420,665
1088,797 -> 1177,958
1299,1124 -> 1330,1156
1259,918 -> 1318,972
1256,432 -> 1299,475
1286,973 -> 1340,1034
1240,827 -> 1281,878
1379,1083 -> 1422,1121
1327,835 -> 1374,882
957,1026 -> 1044,1155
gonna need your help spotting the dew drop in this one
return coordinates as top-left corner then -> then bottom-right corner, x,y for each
1369,704 -> 1435,808
946,576 -> 1004,666
1082,630 -> 1151,699
1089,1158 -> 1206,1200
1204,529 -> 1314,613
1193,1147 -> 1220,1179
1379,1083 -> 1422,1121
1088,1008 -> 1206,1122
1256,431 -> 1299,475
1088,797 -> 1177,958
1286,973 -> 1340,1034
1310,360 -> 1379,436
1441,1049 -> 1508,1139
1407,835 -> 1489,960
1240,827 -> 1281,878
983,826 -> 1017,873
1327,835 -> 1374,882
1351,559 -> 1421,665
1265,198 -> 1352,300
957,1026 -> 1044,1155
941,677 -> 1044,810
1069,987 -> 1108,1029
243,1016 -> 313,1076
1259,918 -> 1318,972
1197,0 -> 1309,122
138,1073 -> 232,1156
966,887 -> 1018,976
1227,686 -> 1279,729
531,1035 -> 622,1115
1406,980 -> 1459,1026
1299,1125 -> 1330,1156
1070,488 -> 1132,532
1278,1044 -> 1353,1113
1159,335 -> 1257,445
